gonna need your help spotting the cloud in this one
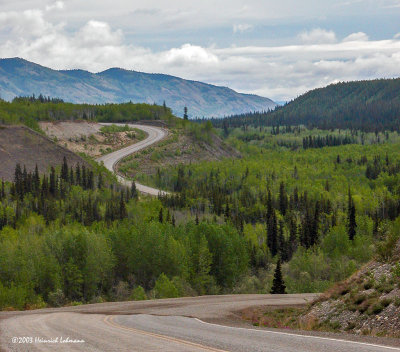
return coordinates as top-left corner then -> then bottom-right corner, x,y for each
77,21 -> 122,46
233,24 -> 253,33
0,7 -> 399,102
45,1 -> 64,12
343,32 -> 369,41
299,28 -> 337,44
395,33 -> 400,39
163,44 -> 219,65
0,9 -> 52,37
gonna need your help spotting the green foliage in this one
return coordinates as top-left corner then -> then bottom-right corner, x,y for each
130,286 -> 147,301
212,78 -> 400,132
154,273 -> 179,299
0,99 -> 178,129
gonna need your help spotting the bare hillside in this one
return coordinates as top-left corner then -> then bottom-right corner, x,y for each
0,125 -> 89,181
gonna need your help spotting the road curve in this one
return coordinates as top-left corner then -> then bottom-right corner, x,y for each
1,294 -> 400,352
96,123 -> 168,196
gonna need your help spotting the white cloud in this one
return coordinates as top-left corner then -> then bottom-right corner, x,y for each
343,32 -> 369,41
0,6 -> 399,102
77,21 -> 122,46
395,33 -> 400,39
233,24 -> 253,33
45,1 -> 64,12
0,9 -> 52,37
163,44 -> 218,65
299,28 -> 337,44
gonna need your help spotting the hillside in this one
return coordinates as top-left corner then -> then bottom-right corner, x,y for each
0,58 -> 276,118
214,79 -> 400,131
299,237 -> 400,337
0,125 -> 89,181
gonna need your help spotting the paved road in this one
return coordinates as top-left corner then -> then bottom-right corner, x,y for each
96,123 -> 168,196
1,294 -> 400,352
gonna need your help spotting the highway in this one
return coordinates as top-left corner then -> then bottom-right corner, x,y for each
96,123 -> 168,196
1,294 -> 400,352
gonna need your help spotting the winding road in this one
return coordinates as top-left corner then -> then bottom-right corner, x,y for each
1,294 -> 400,352
96,123 -> 168,196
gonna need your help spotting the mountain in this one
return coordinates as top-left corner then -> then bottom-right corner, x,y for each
0,58 -> 276,118
214,79 -> 400,131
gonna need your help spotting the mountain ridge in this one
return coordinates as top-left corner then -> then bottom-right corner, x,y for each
0,57 -> 276,117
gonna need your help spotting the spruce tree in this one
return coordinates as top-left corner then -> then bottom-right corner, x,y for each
270,258 -> 286,294
119,192 -> 127,219
347,189 -> 357,240
131,181 -> 137,198
33,164 -> 40,193
158,207 -> 163,223
0,179 -> 4,200
61,156 -> 69,181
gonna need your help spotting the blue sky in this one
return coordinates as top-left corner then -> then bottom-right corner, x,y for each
0,0 -> 399,101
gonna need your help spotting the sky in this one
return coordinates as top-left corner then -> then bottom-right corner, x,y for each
0,0 -> 399,101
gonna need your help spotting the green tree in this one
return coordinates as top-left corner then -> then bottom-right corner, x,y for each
154,273 -> 178,298
270,258 -> 286,294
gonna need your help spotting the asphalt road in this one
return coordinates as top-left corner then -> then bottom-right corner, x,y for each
1,294 -> 400,352
95,123 -> 168,196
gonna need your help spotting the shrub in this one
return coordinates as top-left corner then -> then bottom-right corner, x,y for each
380,298 -> 392,308
368,302 -> 384,315
48,289 -> 65,307
354,294 -> 367,305
154,274 -> 178,299
130,286 -> 147,301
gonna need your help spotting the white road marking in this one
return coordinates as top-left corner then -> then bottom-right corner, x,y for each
193,318 -> 400,351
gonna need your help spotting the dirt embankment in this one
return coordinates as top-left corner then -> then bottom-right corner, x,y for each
40,121 -> 146,158
0,125 -> 89,181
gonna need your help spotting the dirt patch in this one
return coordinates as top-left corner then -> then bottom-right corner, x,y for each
0,125 -> 89,181
40,121 -> 146,158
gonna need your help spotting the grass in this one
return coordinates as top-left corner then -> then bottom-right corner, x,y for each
100,124 -> 147,141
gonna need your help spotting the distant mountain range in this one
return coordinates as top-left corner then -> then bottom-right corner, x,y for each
0,58 -> 276,118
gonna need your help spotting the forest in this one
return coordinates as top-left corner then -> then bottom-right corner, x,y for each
0,95 -> 177,133
208,78 -> 400,132
140,126 -> 400,294
1,97 -> 400,310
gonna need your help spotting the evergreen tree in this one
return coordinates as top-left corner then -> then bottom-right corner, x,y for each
270,258 -> 286,294
0,179 -> 4,200
98,173 -> 103,190
183,106 -> 188,120
267,209 -> 278,256
119,192 -> 127,220
75,164 -> 81,186
131,181 -> 137,198
347,189 -> 357,240
33,164 -> 40,193
49,167 -> 56,196
61,156 -> 69,181
158,207 -> 164,223
279,182 -> 288,215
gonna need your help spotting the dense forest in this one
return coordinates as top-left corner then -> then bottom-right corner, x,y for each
208,79 -> 400,132
137,126 -> 400,293
0,95 -> 177,132
0,157 -> 251,309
